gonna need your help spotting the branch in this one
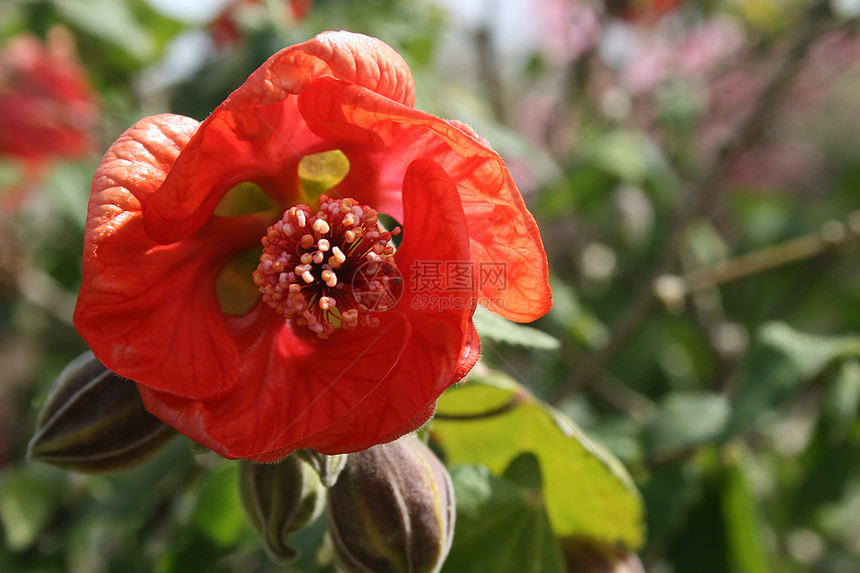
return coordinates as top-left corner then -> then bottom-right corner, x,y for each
667,217 -> 856,297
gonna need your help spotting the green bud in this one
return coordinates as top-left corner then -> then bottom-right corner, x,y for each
27,351 -> 175,474
327,434 -> 455,573
563,537 -> 645,573
239,454 -> 326,564
295,449 -> 348,487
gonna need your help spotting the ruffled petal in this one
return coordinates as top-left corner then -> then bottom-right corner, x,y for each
272,159 -> 478,455
357,318 -> 480,451
298,77 -> 552,322
137,307 -> 411,460
144,31 -> 416,244
74,115 -> 270,401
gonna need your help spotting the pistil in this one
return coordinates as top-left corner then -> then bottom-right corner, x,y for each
253,195 -> 401,338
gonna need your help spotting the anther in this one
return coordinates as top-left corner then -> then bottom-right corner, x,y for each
313,219 -> 330,235
321,269 -> 338,287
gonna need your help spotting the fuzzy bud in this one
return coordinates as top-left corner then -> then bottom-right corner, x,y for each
239,454 -> 326,563
327,434 -> 455,573
27,351 -> 175,473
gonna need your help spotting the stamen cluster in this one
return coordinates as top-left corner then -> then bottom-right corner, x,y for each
253,195 -> 400,338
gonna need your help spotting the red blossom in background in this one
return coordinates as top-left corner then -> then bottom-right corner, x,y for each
0,28 -> 98,163
74,31 -> 552,462
606,0 -> 683,21
0,27 -> 99,211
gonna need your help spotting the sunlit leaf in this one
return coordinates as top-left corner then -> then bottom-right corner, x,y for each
432,372 -> 644,549
721,448 -> 771,573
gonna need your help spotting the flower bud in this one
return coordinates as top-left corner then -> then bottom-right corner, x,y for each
295,449 -> 348,487
27,351 -> 175,473
239,454 -> 326,563
327,434 -> 455,573
563,537 -> 645,573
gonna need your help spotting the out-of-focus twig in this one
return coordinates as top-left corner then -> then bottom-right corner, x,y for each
678,218 -> 856,294
553,0 -> 833,404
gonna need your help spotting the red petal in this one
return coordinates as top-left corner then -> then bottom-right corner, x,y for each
368,318 -> 480,450
137,307 -> 411,459
268,159 -> 479,455
144,31 -> 416,244
298,78 -> 552,322
74,115 -> 269,401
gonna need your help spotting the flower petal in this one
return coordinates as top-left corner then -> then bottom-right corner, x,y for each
144,31 -> 416,244
137,306 -> 411,460
74,115 -> 269,401
298,78 -> 552,322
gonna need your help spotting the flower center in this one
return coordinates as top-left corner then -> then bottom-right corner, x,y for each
253,195 -> 402,338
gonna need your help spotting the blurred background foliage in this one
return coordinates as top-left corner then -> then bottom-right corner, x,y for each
3,0 -> 860,571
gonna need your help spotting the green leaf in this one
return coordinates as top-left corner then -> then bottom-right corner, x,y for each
685,219 -> 729,267
640,463 -> 703,547
473,306 -> 561,350
721,449 -> 771,573
824,359 -> 860,434
190,464 -> 248,547
442,465 -> 565,573
502,452 -> 544,492
432,372 -> 644,549
644,392 -> 730,455
589,130 -> 665,184
0,465 -> 64,550
759,322 -> 860,377
787,417 -> 860,521
731,322 -> 860,432
537,162 -> 617,218
54,0 -> 155,60
546,277 -> 608,349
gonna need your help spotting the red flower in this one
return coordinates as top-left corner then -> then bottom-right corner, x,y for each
0,28 -> 99,213
73,31 -> 551,462
606,0 -> 682,21
0,28 -> 98,163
